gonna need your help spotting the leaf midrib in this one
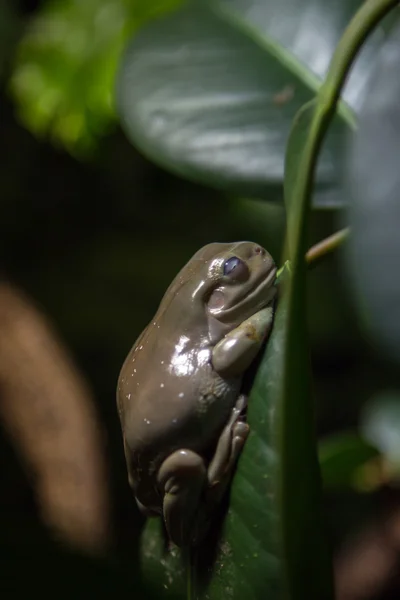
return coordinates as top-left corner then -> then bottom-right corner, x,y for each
207,0 -> 357,129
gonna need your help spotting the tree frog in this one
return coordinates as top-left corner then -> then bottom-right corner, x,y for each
117,241 -> 277,547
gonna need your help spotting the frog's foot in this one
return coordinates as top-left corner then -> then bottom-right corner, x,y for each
157,397 -> 250,548
188,397 -> 250,546
207,393 -> 249,485
157,449 -> 207,547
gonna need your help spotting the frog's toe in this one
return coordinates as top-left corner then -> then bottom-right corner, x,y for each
234,393 -> 248,417
230,421 -> 250,464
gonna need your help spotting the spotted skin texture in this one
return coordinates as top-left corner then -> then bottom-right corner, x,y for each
117,242 -> 276,546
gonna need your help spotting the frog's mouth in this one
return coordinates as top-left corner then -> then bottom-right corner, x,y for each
209,265 -> 277,323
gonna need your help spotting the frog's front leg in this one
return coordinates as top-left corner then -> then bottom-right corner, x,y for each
211,306 -> 274,378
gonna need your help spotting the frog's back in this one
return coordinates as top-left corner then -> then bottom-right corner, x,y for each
118,321 -> 239,513
119,317 -> 238,459
117,242 -> 244,508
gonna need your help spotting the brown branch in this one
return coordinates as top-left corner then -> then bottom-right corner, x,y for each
0,282 -> 110,554
306,228 -> 350,267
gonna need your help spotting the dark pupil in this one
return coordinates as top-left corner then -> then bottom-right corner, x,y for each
224,256 -> 241,275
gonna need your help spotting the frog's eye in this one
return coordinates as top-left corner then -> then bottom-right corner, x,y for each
223,256 -> 248,280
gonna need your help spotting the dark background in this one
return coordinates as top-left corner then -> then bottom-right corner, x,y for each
1,2 -> 399,599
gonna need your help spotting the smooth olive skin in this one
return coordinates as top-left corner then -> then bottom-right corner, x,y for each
117,241 -> 276,546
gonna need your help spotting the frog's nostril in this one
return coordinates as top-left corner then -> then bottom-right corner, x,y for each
254,246 -> 264,256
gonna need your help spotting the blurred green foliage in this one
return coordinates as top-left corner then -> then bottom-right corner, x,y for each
9,0 -> 183,155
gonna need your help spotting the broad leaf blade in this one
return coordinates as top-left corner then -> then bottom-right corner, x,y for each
346,20 -> 400,363
118,2 -> 319,199
204,299 -> 288,599
219,0 -> 382,111
117,0 -> 389,206
277,248 -> 333,598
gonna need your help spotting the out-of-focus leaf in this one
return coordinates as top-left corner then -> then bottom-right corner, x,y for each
361,391 -> 400,473
346,19 -> 400,363
319,431 -> 380,490
9,0 -> 182,156
117,0 -> 391,206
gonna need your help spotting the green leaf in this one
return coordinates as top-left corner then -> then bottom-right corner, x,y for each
280,100 -> 334,598
117,0 -> 390,206
345,19 -> 400,363
9,0 -> 182,156
319,431 -> 380,490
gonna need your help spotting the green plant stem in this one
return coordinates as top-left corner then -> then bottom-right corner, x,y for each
306,228 -> 350,267
279,3 -> 399,597
275,228 -> 350,285
286,0 -> 399,270
320,0 -> 400,111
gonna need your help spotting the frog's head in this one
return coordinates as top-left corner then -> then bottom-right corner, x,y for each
195,241 -> 277,340
156,241 -> 276,340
